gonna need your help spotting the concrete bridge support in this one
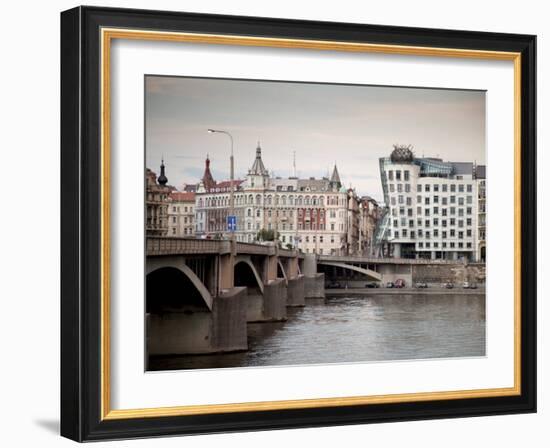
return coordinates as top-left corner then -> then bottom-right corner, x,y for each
302,254 -> 326,299
147,286 -> 248,356
286,274 -> 305,306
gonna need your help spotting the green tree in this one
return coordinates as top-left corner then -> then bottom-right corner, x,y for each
256,228 -> 278,242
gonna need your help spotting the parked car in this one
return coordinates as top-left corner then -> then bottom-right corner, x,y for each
462,281 -> 471,289
327,281 -> 342,289
469,283 -> 478,289
444,282 -> 454,289
394,278 -> 406,288
386,281 -> 395,288
414,282 -> 428,289
365,282 -> 380,288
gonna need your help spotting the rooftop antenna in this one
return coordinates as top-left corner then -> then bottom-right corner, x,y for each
293,150 -> 297,177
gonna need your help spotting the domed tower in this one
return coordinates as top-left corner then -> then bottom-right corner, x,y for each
157,158 -> 168,186
390,144 -> 414,164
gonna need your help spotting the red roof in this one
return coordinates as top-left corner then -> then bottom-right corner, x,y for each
170,191 -> 196,202
212,179 -> 245,189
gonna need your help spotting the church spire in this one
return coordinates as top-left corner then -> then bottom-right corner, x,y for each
330,163 -> 341,188
249,141 -> 268,176
201,154 -> 216,191
157,158 -> 168,186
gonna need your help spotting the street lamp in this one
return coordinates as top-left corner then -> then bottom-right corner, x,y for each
207,129 -> 234,241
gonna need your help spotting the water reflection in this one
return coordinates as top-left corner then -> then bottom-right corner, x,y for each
148,294 -> 485,371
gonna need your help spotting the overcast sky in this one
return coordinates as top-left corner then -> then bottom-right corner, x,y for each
145,76 -> 486,202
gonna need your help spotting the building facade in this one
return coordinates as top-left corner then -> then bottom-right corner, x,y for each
145,162 -> 171,236
167,191 -> 196,237
195,143 -> 368,255
358,196 -> 381,256
378,145 -> 485,261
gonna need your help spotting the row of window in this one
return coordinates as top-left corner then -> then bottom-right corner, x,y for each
393,228 -> 473,239
391,205 -> 474,217
389,195 -> 474,206
417,241 -> 473,249
171,205 -> 194,213
393,217 -> 474,228
198,194 -> 347,208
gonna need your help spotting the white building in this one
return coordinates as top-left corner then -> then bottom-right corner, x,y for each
379,145 -> 484,261
167,191 -> 196,237
195,143 -> 361,255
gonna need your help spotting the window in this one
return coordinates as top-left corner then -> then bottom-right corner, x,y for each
442,184 -> 448,192
459,184 -> 465,193
396,170 -> 401,181
405,184 -> 411,193
434,195 -> 439,204
425,220 -> 430,228
425,184 -> 430,192
450,184 -> 456,193
450,229 -> 455,237
419,242 -> 424,248
434,184 -> 439,192
406,197 -> 412,206
417,206 -> 422,215
442,231 -> 447,239
388,170 -> 394,181
398,195 -> 404,204
425,197 -> 430,205
467,184 -> 473,193
417,184 -> 422,192
397,184 -> 403,193
458,197 -> 464,206
404,170 -> 410,181
442,197 -> 448,205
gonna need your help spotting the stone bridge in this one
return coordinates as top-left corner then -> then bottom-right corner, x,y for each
146,237 -> 324,357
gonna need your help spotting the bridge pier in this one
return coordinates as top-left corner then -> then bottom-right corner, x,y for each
286,274 -> 305,306
247,278 -> 287,322
147,286 -> 248,356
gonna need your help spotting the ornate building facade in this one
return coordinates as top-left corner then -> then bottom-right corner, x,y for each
194,143 -> 371,255
145,161 -> 171,236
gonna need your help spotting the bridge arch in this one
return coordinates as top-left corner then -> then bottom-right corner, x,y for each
318,261 -> 382,281
277,260 -> 288,286
146,257 -> 213,310
234,256 -> 264,293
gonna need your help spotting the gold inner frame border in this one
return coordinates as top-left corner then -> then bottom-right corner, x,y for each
100,27 -> 522,420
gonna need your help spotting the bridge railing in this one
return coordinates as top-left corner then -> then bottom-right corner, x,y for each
318,255 -> 463,265
146,237 -> 227,256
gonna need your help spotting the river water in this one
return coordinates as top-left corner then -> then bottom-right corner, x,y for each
149,293 -> 485,371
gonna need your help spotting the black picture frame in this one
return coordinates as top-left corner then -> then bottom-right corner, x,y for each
61,5 -> 536,442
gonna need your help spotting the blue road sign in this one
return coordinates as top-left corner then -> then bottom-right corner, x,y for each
227,215 -> 237,232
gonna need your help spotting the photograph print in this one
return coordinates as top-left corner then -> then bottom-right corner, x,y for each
145,76 -> 486,371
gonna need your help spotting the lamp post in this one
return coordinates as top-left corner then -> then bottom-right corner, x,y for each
207,129 -> 234,241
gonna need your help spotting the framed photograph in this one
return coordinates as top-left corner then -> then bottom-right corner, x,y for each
60,6 -> 536,441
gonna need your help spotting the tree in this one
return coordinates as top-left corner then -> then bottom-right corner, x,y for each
256,228 -> 278,242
